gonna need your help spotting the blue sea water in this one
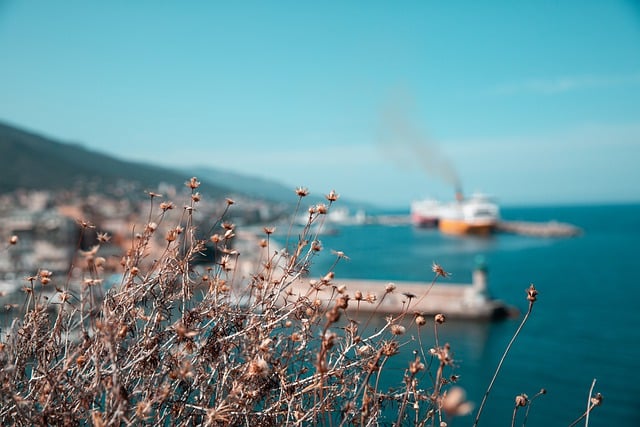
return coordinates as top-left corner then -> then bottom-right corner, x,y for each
306,203 -> 640,426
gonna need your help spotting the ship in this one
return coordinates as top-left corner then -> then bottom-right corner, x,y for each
410,198 -> 442,227
438,192 -> 500,235
411,191 -> 500,235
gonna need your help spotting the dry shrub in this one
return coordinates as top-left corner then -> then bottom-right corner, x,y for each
0,179 -> 600,426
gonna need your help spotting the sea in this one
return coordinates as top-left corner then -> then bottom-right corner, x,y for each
304,203 -> 640,426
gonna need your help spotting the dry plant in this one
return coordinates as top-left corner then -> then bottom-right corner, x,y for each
0,178 -> 602,426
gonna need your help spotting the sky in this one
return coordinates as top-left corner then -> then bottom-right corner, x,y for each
1,1 -> 639,208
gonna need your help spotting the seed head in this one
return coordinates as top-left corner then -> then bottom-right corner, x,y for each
385,283 -> 396,293
59,291 -> 71,303
166,226 -> 183,242
432,262 -> 450,278
436,343 -> 453,364
186,177 -> 200,189
390,324 -> 406,336
160,201 -> 175,211
415,315 -> 427,326
527,284 -> 538,302
591,392 -> 603,406
335,295 -> 349,309
322,271 -> 334,283
403,292 -> 417,300
435,313 -> 446,324
295,187 -> 309,197
263,226 -> 275,235
515,393 -> 529,407
381,340 -> 399,356
409,356 -> 425,374
357,344 -> 372,355
331,249 -> 349,260
77,219 -> 95,229
9,235 -> 18,245
97,232 -> 111,243
325,190 -> 339,202
39,270 -> 52,285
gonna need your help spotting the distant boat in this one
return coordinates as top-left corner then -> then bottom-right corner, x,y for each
410,198 -> 442,227
326,207 -> 367,226
294,206 -> 367,235
438,192 -> 500,235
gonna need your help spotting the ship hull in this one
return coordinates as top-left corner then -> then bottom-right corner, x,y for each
438,218 -> 496,236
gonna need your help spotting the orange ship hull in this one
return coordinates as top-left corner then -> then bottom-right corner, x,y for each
438,218 -> 496,236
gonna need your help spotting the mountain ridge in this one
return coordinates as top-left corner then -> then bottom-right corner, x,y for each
0,121 -> 239,199
0,120 -> 377,210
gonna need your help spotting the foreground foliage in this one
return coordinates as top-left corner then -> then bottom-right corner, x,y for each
0,180 -> 601,426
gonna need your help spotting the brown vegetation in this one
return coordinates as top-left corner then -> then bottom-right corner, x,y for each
0,179 -> 601,426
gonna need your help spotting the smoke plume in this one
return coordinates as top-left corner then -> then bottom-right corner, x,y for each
377,92 -> 462,192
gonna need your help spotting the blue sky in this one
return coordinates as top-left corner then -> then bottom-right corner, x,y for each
1,1 -> 639,207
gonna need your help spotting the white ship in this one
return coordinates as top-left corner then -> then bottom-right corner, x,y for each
438,193 -> 500,235
411,192 -> 500,235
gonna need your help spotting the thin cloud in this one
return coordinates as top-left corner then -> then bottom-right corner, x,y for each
492,73 -> 640,95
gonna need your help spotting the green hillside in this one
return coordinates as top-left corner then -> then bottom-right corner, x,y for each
0,121 -> 229,197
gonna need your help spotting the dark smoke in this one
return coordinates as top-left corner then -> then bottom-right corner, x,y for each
377,92 -> 462,192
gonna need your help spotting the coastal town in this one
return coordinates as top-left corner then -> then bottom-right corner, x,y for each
0,184 -> 288,302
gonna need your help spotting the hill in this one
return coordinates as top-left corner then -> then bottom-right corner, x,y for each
0,121 -> 231,198
0,120 -> 376,210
